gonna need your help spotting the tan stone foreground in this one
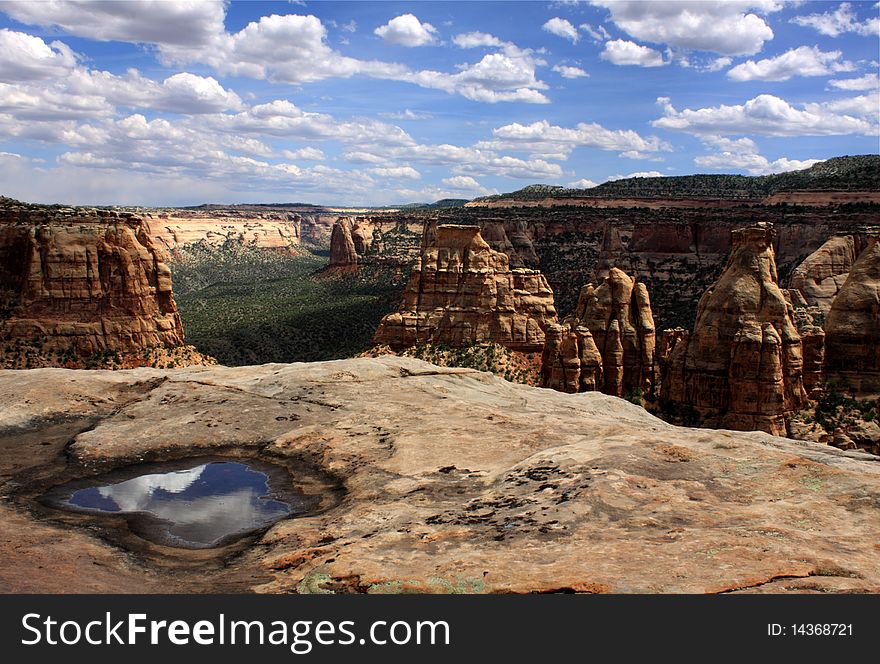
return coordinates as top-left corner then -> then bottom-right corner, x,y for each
1,356 -> 878,594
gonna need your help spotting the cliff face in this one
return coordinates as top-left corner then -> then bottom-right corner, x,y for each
788,235 -> 864,313
147,211 -> 302,261
541,268 -> 656,398
0,202 -> 210,368
328,217 -> 360,268
660,223 -> 808,436
823,237 -> 880,395
345,203 -> 878,331
372,225 -> 557,351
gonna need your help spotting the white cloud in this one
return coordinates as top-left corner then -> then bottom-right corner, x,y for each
601,40 -> 666,67
379,109 -> 434,120
829,72 -> 880,91
552,65 -> 589,78
727,45 -> 855,82
791,2 -> 879,37
453,32 -> 504,48
591,0 -> 781,56
404,51 -> 551,104
0,29 -> 78,82
653,94 -> 876,136
441,175 -> 486,191
579,23 -> 610,42
482,119 -> 671,157
694,136 -> 820,174
542,17 -> 580,43
805,92 -> 880,119
608,171 -> 664,181
281,147 -> 326,161
3,7 -> 549,105
369,165 -> 421,179
568,178 -> 598,188
0,0 -> 227,48
374,14 -> 438,47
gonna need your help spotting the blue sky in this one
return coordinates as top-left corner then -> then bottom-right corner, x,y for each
0,0 -> 877,206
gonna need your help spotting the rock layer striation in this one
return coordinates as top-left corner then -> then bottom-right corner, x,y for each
541,268 -> 656,398
660,222 -> 807,435
373,225 -> 557,351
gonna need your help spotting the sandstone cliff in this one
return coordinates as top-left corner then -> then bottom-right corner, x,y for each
372,225 -> 557,351
328,217 -> 360,268
823,236 -> 880,395
0,201 -> 211,369
541,268 -> 656,398
147,210 -> 302,261
788,235 -> 864,313
660,222 -> 807,436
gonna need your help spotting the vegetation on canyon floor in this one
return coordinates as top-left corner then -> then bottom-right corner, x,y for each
173,243 -> 407,365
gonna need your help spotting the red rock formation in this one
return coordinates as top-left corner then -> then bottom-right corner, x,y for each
328,217 -> 360,268
660,222 -> 807,436
373,225 -> 557,351
147,211 -> 301,261
823,236 -> 880,395
789,235 -> 863,313
541,268 -> 656,398
0,201 -> 209,368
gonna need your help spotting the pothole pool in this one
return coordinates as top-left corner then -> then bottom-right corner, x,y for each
42,459 -> 318,548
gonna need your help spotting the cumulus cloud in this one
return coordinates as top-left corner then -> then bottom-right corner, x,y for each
727,45 -> 855,82
369,165 -> 421,179
374,14 -> 438,46
829,72 -> 880,91
0,0 -> 227,48
0,29 -> 78,82
452,31 -> 504,48
281,147 -> 325,161
568,178 -> 599,188
791,2 -> 879,38
600,40 -> 666,67
591,0 -> 780,56
3,6 -> 549,105
542,17 -> 580,43
441,175 -> 486,191
552,65 -> 589,78
480,119 -> 671,159
653,94 -> 875,136
694,136 -> 821,174
607,171 -> 664,181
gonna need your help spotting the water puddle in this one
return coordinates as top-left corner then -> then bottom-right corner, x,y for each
45,459 -> 312,548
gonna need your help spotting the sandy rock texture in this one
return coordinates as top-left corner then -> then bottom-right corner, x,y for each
542,268 -> 656,398
823,237 -> 880,396
373,225 -> 557,352
1,356 -> 878,594
661,223 -> 808,436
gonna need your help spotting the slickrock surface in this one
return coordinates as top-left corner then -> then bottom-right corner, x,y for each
373,225 -> 557,351
661,223 -> 807,436
0,202 -> 211,368
824,237 -> 880,395
1,356 -> 878,594
788,235 -> 863,313
542,268 -> 656,397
